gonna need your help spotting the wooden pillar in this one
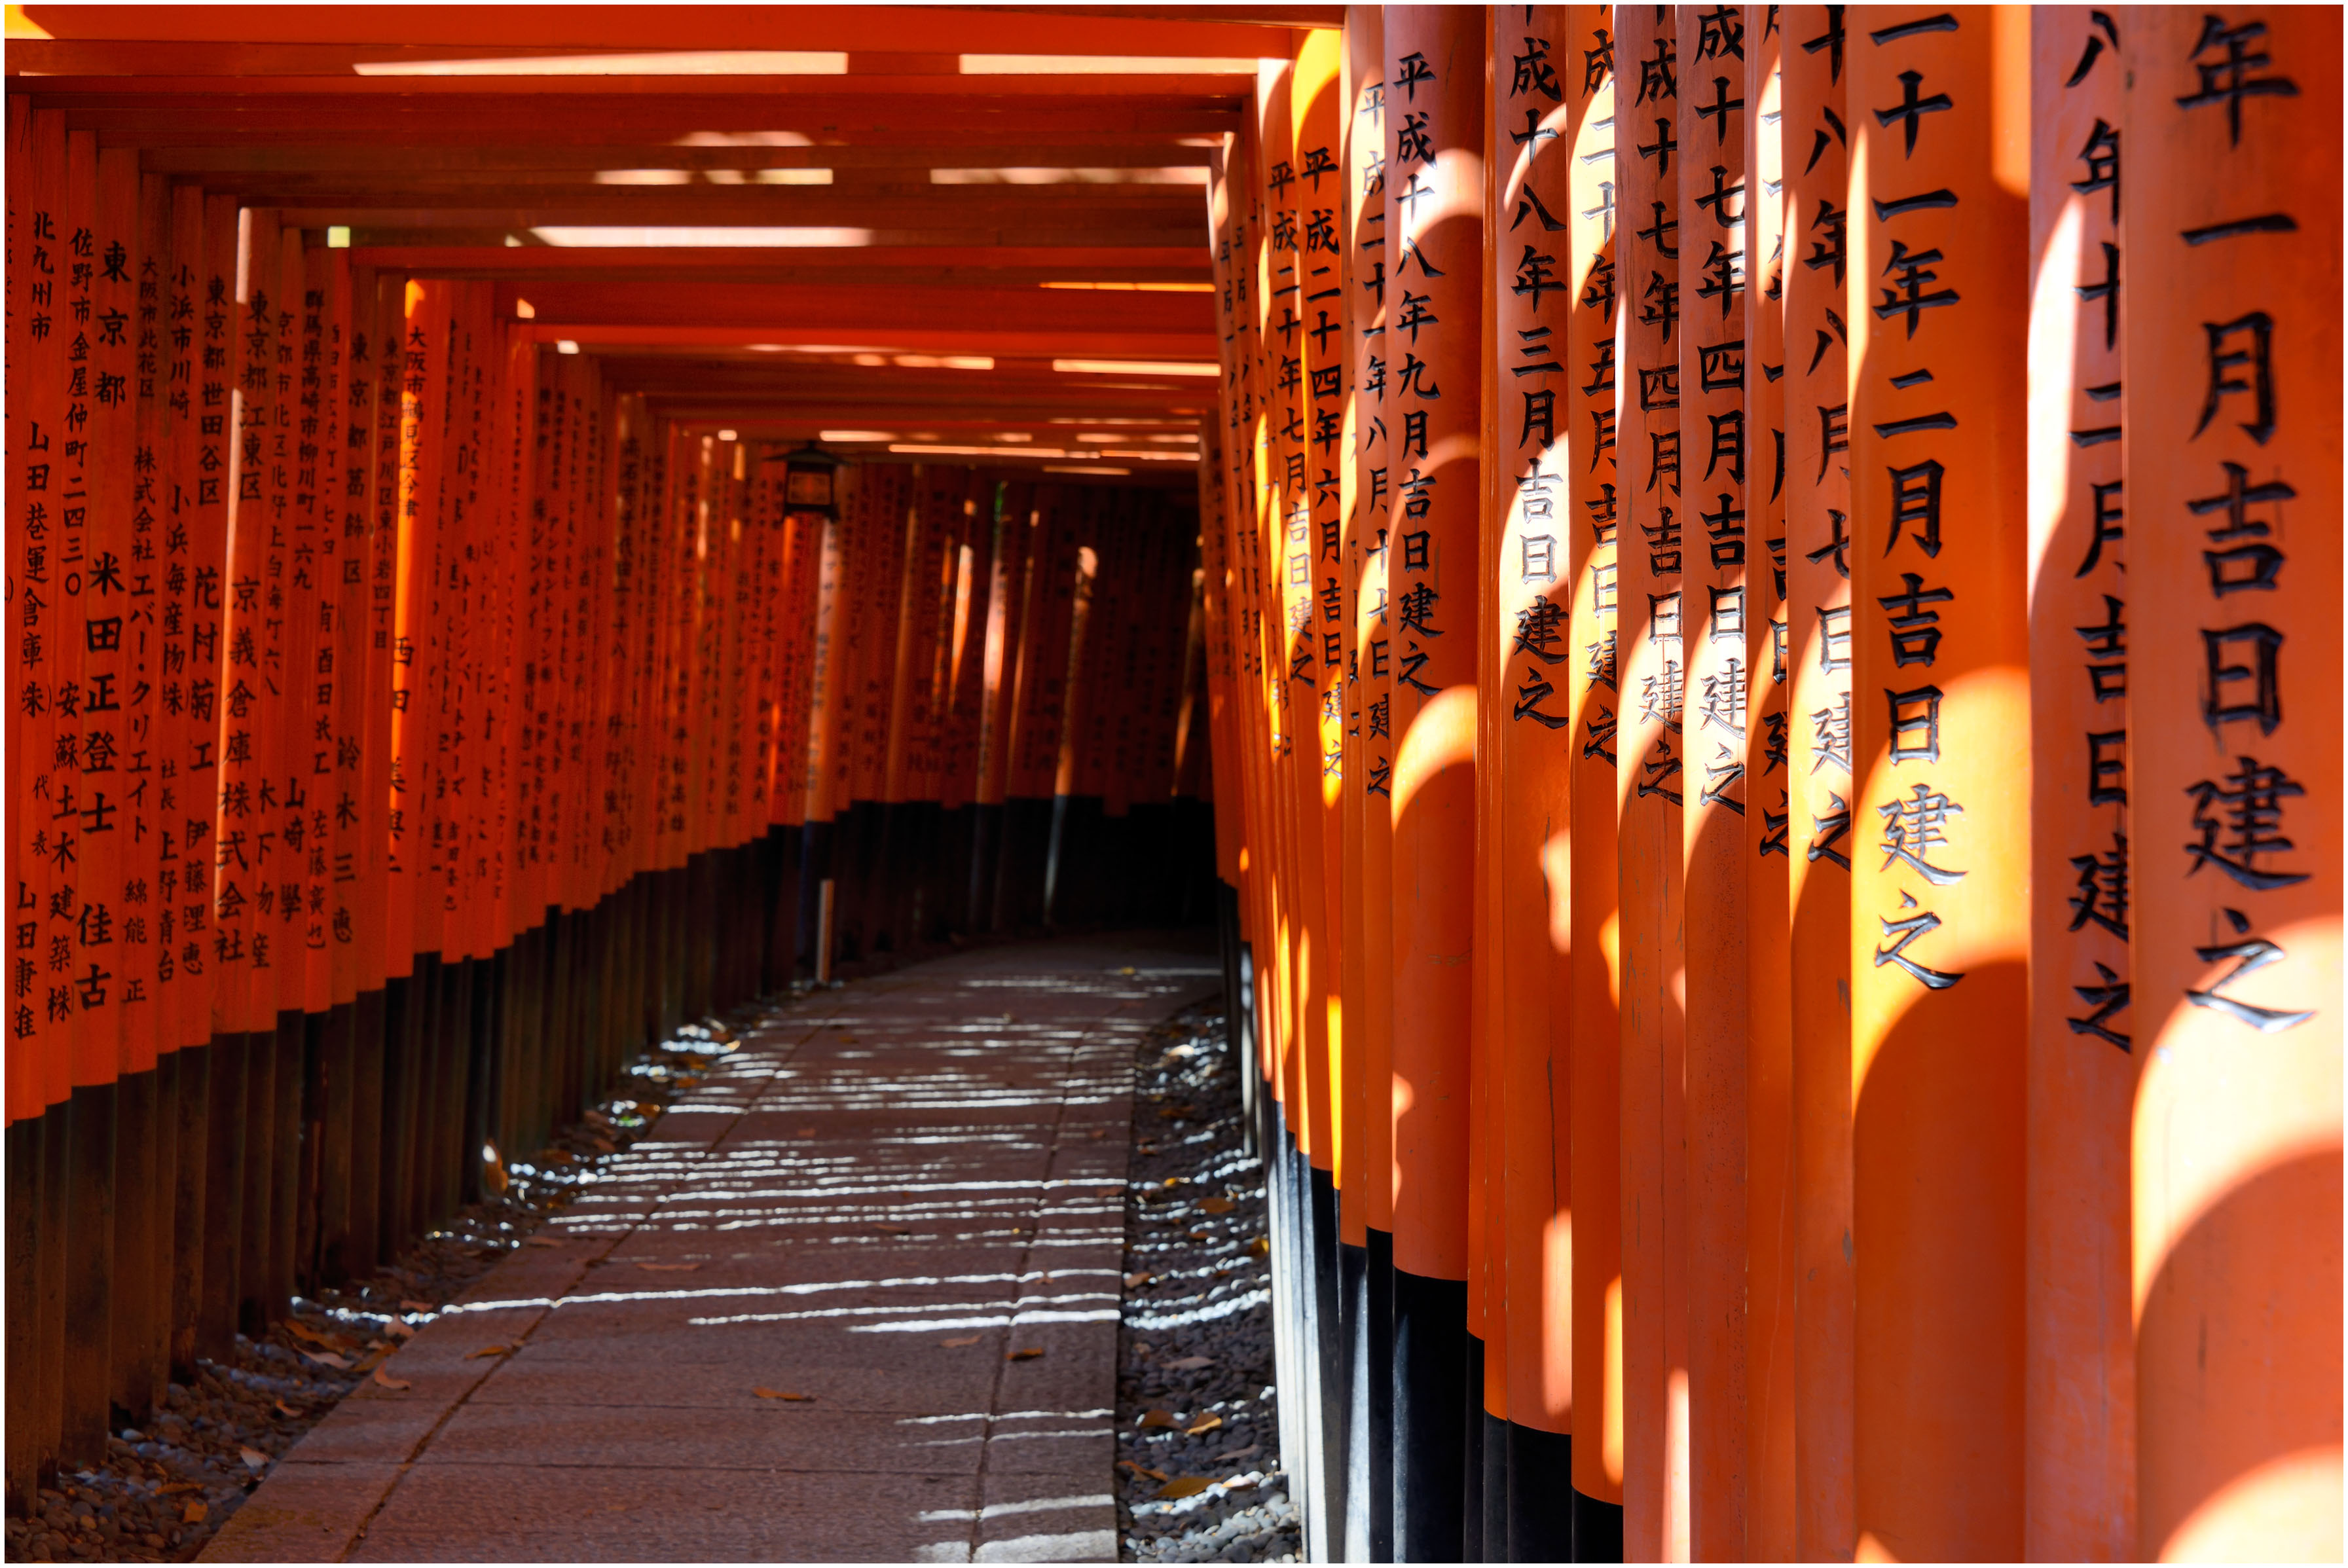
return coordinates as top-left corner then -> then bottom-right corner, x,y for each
2023,7 -> 2134,1558
1556,5 -> 1628,1550
2121,7 -> 2341,1559
1740,10 -> 1797,1559
1382,8 -> 1483,1558
1338,10 -> 1389,1556
1676,5 -> 1753,1552
1485,6 -> 1596,1560
1776,8 -> 1858,1557
1846,9 -> 2030,1559
1612,5 -> 1691,1556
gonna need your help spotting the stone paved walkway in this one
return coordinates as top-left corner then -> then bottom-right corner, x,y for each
202,935 -> 1222,1563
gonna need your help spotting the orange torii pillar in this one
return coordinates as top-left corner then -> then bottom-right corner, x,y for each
1777,7 -> 1856,1557
2023,7 -> 2134,1558
1482,5 -> 1596,1560
1382,7 -> 1482,1558
1560,5 -> 1627,1556
1847,9 -> 2030,1559
1289,29 -> 1350,1552
1338,8 -> 1392,1556
1738,12 -> 1797,1558
1676,3 -> 1753,1553
2123,7 -> 2341,1559
1612,5 -> 1691,1558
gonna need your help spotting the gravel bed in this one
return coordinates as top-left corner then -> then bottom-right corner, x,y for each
1117,1004 -> 1300,1565
3,1012 -> 760,1564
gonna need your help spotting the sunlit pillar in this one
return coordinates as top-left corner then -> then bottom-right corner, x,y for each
1382,7 -> 1484,1558
1846,8 -> 2030,1559
2023,7 -> 2135,1559
1611,4 -> 1691,1558
2121,6 -> 2343,1560
1776,7 -> 1857,1559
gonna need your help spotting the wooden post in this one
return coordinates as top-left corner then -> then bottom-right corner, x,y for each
2121,7 -> 2341,1559
1612,5 -> 1692,1556
2023,7 -> 2135,1558
1382,9 -> 1484,1558
1846,9 -> 2031,1559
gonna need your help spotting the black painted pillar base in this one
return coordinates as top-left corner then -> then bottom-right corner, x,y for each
1463,1338 -> 1485,1561
1572,1487 -> 1625,1563
1366,1228 -> 1396,1561
1311,1165 -> 1347,1554
1340,1237 -> 1371,1562
1479,1404 -> 1506,1561
1507,1424 -> 1575,1563
1393,1265 -> 1468,1562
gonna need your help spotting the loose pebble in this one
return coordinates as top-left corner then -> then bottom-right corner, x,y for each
0,1019 -> 743,1564
1118,1005 -> 1300,1564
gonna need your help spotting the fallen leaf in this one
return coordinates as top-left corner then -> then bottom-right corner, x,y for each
285,1320 -> 346,1349
181,1501 -> 207,1525
370,1366 -> 411,1391
1248,1237 -> 1270,1257
1154,1476 -> 1215,1501
872,1223 -> 910,1235
1006,1347 -> 1045,1361
399,1299 -> 435,1314
752,1387 -> 814,1402
1139,1410 -> 1176,1430
464,1344 -> 515,1360
1188,1229 -> 1212,1241
1118,1460 -> 1168,1483
238,1446 -> 268,1472
384,1320 -> 416,1340
297,1348 -> 350,1370
939,1334 -> 982,1348
274,1400 -> 303,1417
634,1261 -> 701,1272
1165,1355 -> 1217,1370
1213,1444 -> 1260,1463
1222,1474 -> 1257,1491
158,1483 -> 201,1497
673,1077 -> 702,1089
1122,1271 -> 1155,1288
1183,1413 -> 1224,1436
525,1237 -> 562,1249
1200,1196 -> 1236,1215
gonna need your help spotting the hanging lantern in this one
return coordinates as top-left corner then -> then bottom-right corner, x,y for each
781,441 -> 842,520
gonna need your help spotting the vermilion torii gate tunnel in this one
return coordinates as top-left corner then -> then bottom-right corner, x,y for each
4,7 -> 2340,1563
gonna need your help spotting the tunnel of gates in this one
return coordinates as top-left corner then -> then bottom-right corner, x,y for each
3,5 -> 2343,1564
1,170 -> 1220,1504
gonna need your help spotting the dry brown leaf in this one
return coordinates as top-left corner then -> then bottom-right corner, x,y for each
1187,1229 -> 1212,1241
464,1344 -> 515,1360
273,1399 -> 302,1417
1248,1237 -> 1270,1257
752,1387 -> 814,1401
181,1501 -> 207,1525
939,1334 -> 982,1348
672,1077 -> 702,1089
525,1237 -> 562,1248
1183,1413 -> 1224,1436
1118,1460 -> 1168,1483
158,1482 -> 201,1497
238,1446 -> 268,1472
1213,1444 -> 1260,1463
1154,1476 -> 1215,1501
371,1365 -> 411,1391
1006,1346 -> 1045,1361
298,1348 -> 351,1370
384,1319 -> 416,1340
1138,1410 -> 1176,1430
872,1223 -> 910,1235
1199,1196 -> 1236,1214
285,1320 -> 345,1348
634,1261 -> 701,1272
1165,1355 -> 1216,1370
1122,1270 -> 1154,1288
399,1299 -> 435,1313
